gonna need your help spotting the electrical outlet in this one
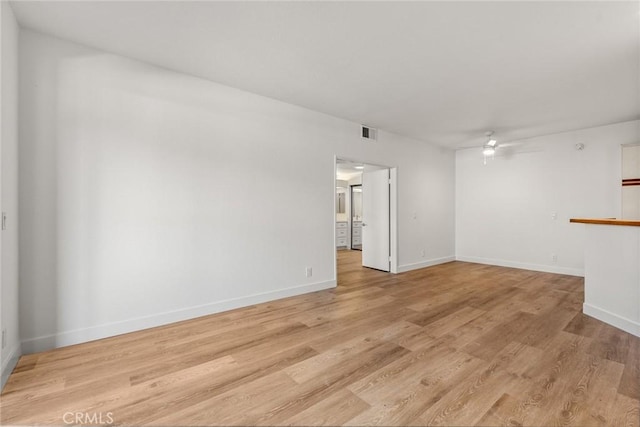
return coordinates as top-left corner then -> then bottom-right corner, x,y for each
551,211 -> 558,220
1,212 -> 6,230
305,267 -> 312,278
420,249 -> 425,257
551,254 -> 558,263
1,329 -> 6,349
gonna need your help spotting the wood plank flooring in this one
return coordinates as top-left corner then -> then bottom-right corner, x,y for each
1,250 -> 639,426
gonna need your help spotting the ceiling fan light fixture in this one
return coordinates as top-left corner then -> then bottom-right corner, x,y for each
482,131 -> 498,165
482,145 -> 496,156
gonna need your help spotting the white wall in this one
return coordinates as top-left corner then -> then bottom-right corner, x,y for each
348,174 -> 363,186
1,0 -> 21,388
456,120 -> 640,276
582,224 -> 640,337
19,30 -> 455,353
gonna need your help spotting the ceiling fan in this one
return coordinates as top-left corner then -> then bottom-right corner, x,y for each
480,130 -> 583,165
482,131 -> 498,164
480,130 -> 528,164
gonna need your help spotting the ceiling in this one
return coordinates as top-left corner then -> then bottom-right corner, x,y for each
10,1 -> 640,149
337,160 -> 363,182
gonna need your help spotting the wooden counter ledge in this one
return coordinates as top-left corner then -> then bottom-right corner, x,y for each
570,218 -> 640,226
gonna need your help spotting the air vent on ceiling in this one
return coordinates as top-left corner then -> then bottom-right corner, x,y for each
361,125 -> 377,141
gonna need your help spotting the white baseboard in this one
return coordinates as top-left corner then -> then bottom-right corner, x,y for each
21,279 -> 336,354
455,255 -> 584,277
397,256 -> 455,273
1,343 -> 22,390
583,303 -> 640,338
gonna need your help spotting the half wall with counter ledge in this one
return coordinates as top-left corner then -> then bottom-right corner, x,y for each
570,218 -> 640,337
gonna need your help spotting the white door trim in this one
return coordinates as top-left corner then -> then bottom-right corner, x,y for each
390,167 -> 398,274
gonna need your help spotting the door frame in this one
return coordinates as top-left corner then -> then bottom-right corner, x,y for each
334,156 -> 398,280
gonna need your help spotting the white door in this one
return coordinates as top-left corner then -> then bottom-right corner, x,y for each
362,168 -> 390,271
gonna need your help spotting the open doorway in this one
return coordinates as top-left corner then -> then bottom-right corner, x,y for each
335,158 -> 397,283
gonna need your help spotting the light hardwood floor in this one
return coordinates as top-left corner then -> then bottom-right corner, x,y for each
1,251 -> 639,426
